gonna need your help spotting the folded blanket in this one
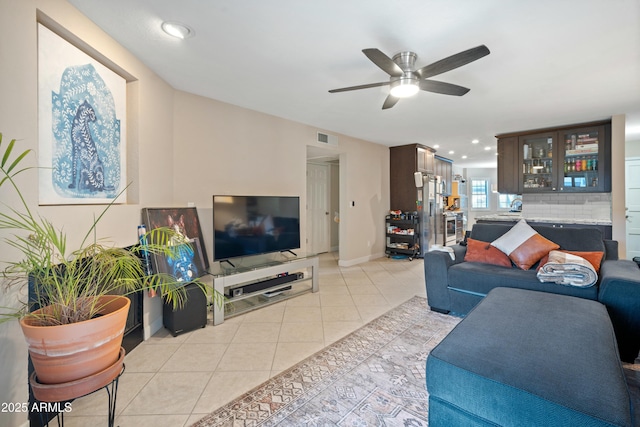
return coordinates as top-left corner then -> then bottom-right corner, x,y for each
429,244 -> 455,260
536,250 -> 597,287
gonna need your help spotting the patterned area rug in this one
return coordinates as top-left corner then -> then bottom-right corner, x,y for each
191,296 -> 458,426
192,296 -> 640,427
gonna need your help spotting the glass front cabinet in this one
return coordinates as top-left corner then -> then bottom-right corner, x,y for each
515,122 -> 610,193
558,126 -> 608,192
521,132 -> 555,191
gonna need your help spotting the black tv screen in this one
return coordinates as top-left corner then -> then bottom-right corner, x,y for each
212,195 -> 301,261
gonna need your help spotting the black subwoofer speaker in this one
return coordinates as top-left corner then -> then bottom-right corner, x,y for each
163,282 -> 207,336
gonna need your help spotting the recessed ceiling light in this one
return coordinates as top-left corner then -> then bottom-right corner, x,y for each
462,155 -> 468,159
448,150 -> 454,155
433,144 -> 440,149
471,139 -> 479,144
161,21 -> 194,39
495,152 -> 499,156
484,146 -> 491,151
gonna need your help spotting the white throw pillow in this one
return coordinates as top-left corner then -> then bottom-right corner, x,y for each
491,219 -> 559,270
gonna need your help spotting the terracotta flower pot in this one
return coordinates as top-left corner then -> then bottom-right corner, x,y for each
20,295 -> 131,385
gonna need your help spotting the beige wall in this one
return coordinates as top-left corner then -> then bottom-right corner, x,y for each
0,3 -> 389,424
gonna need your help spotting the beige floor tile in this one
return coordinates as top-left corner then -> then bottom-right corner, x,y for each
241,302 -> 286,322
144,326 -> 193,344
58,416 -> 115,427
185,321 -> 240,344
216,342 -> 277,371
231,322 -> 282,343
278,322 -> 324,343
319,293 -> 356,307
282,305 -> 322,322
115,414 -> 190,427
64,372 -> 154,416
271,341 -> 326,371
319,275 -> 347,286
357,303 -> 399,323
321,305 -> 362,322
352,294 -> 391,307
160,343 -> 227,372
285,291 -> 321,307
124,343 -> 181,372
323,320 -> 364,344
318,284 -> 350,295
121,372 -> 212,415
347,284 -> 383,295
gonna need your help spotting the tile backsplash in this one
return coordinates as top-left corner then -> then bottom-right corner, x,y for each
522,193 -> 611,220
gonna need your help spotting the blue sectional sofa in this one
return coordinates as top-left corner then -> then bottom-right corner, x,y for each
424,223 -> 640,362
426,287 -> 635,426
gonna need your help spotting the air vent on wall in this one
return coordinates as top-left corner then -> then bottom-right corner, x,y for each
317,132 -> 338,146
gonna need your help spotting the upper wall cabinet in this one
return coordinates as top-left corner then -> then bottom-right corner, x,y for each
496,121 -> 611,194
390,144 -> 438,212
435,155 -> 453,196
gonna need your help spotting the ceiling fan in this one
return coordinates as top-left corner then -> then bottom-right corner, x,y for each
328,45 -> 490,109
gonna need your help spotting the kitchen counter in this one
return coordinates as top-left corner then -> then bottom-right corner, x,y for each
475,213 -> 612,226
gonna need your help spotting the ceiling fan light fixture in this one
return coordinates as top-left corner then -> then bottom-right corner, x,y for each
389,77 -> 419,98
161,21 -> 194,39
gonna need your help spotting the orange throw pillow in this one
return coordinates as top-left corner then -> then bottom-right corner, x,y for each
491,219 -> 560,270
464,238 -> 512,267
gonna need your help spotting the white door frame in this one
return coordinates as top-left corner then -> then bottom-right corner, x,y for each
625,157 -> 640,260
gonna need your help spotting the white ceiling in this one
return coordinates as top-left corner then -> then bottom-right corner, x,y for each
67,0 -> 640,168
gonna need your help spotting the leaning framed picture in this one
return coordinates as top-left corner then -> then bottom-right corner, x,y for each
141,207 -> 210,281
38,23 -> 127,204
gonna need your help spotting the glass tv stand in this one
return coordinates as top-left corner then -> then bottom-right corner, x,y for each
210,253 -> 319,325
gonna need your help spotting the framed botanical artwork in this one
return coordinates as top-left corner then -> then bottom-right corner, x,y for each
38,23 -> 127,204
141,207 -> 210,281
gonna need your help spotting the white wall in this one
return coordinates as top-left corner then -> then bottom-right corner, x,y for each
626,138 -> 640,158
0,3 -> 390,424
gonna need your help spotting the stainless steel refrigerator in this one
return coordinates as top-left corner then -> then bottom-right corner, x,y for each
416,173 -> 445,254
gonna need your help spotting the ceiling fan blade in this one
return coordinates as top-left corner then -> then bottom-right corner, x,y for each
362,48 -> 404,77
419,80 -> 470,96
416,45 -> 490,79
328,81 -> 390,93
382,95 -> 399,109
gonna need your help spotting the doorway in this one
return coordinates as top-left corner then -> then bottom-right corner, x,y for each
625,158 -> 640,260
306,147 -> 340,255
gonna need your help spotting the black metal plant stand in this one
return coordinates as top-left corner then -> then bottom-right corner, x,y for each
30,350 -> 125,427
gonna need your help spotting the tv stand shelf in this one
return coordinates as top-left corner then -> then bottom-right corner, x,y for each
211,255 -> 319,325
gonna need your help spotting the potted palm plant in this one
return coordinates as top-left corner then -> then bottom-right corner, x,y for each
0,132 -> 223,387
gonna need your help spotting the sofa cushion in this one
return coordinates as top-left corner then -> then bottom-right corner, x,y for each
463,238 -> 512,267
471,223 -> 606,253
491,219 -> 559,270
448,262 -> 599,300
426,288 -> 634,427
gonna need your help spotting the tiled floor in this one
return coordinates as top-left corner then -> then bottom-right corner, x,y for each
63,252 -> 427,427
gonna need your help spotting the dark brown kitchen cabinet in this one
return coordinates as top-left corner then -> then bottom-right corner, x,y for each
417,146 -> 436,174
497,136 -> 521,194
435,155 -> 453,195
390,144 -> 436,212
496,120 -> 611,194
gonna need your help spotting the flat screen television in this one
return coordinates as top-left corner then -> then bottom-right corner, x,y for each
212,195 -> 301,261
